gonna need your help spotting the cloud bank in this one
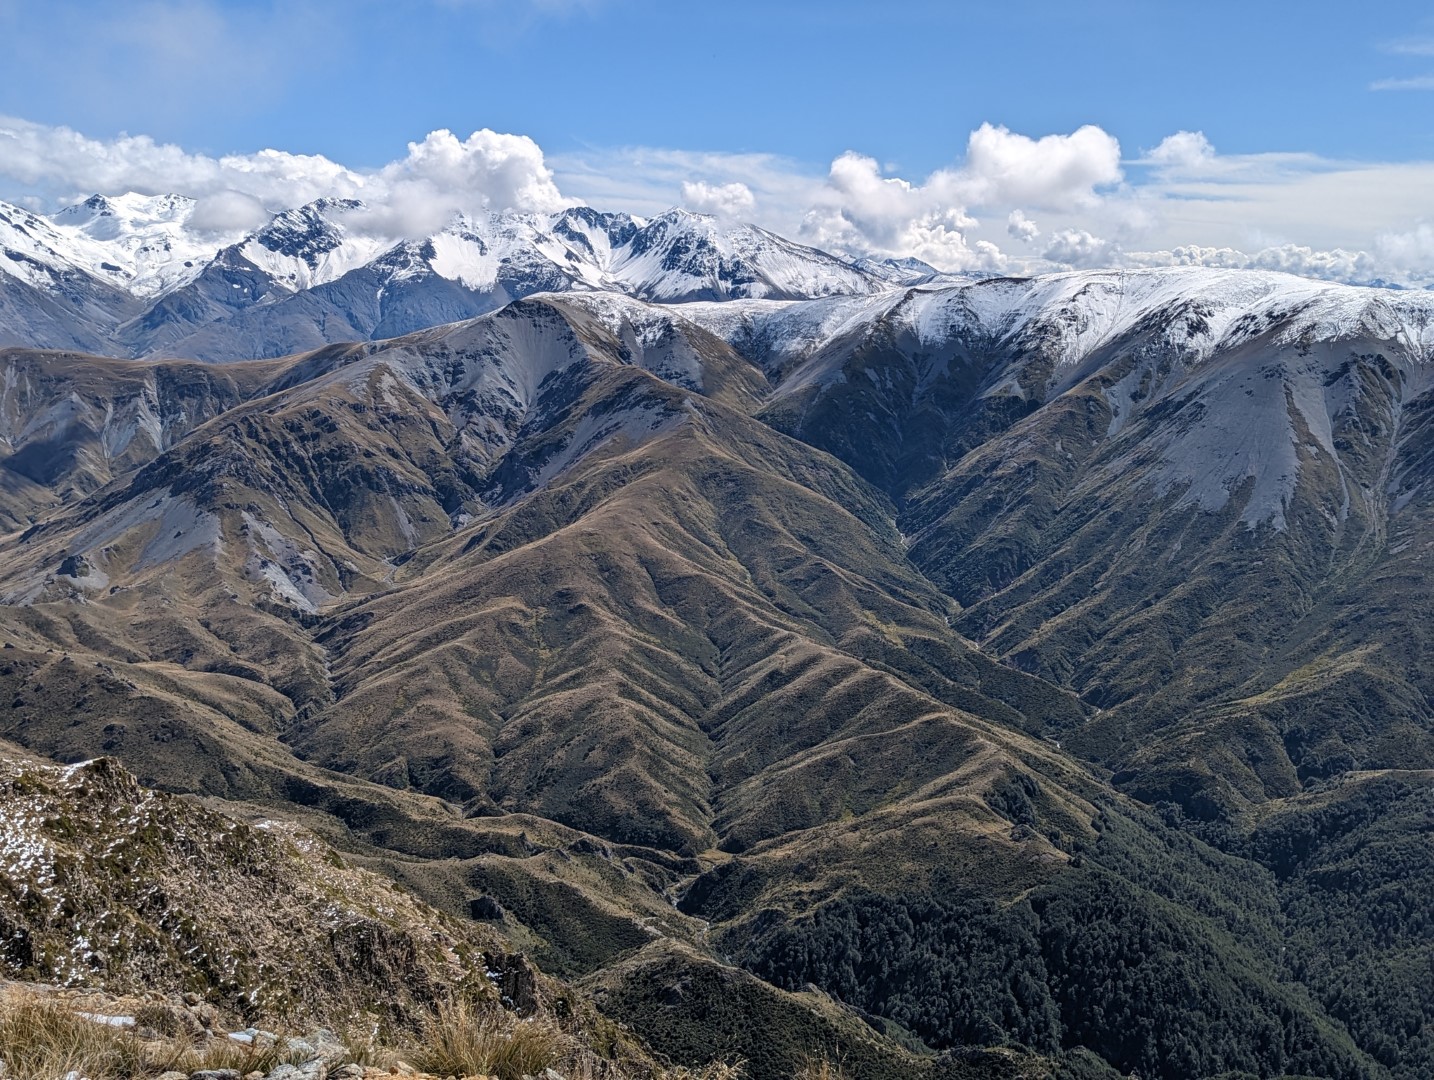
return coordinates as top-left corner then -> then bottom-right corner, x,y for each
3,114 -> 1434,287
0,116 -> 568,237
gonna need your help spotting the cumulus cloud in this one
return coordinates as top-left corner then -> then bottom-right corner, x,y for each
680,180 -> 756,218
1126,244 -> 1383,283
357,128 -> 571,236
0,116 -> 569,238
959,123 -> 1123,210
0,114 -> 366,207
8,114 -> 1434,286
799,151 -> 983,269
794,124 -> 1124,270
187,190 -> 271,234
1145,131 -> 1218,172
1007,209 -> 1040,242
1373,223 -> 1434,276
1043,228 -> 1118,268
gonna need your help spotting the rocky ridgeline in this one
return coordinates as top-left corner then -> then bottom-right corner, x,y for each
0,753 -> 520,1022
0,754 -> 678,1080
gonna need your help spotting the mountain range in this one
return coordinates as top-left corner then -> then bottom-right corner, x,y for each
0,192 -> 961,362
1,194 -> 1432,1080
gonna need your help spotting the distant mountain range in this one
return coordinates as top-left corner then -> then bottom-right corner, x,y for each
2,195 -> 1433,1080
0,192 -> 976,361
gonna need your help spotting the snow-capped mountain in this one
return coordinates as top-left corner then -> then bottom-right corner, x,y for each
0,193 -> 895,360
7,193 -> 245,297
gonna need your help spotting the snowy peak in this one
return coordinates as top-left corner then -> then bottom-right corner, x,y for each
550,205 -> 640,267
251,198 -> 361,263
923,266 -> 1434,370
37,198 -> 1426,369
611,209 -> 886,302
51,192 -> 197,239
0,192 -> 245,299
1,193 -> 890,325
44,192 -> 238,297
237,197 -> 387,293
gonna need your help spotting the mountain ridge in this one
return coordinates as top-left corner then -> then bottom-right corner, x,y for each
0,193 -> 918,362
1,253 -> 1432,1078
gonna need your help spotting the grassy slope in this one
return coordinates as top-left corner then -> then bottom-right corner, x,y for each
0,294 -> 1426,1078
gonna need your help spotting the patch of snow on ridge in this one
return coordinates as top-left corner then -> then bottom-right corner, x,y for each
0,795 -> 56,897
984,268 -> 1434,370
424,229 -> 502,292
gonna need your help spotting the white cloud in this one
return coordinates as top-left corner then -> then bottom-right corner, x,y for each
792,124 -> 1122,270
1371,75 -> 1434,91
1381,37 -> 1434,56
1007,209 -> 1040,242
1375,223 -> 1434,272
552,146 -> 821,221
187,190 -> 271,234
6,114 -> 1434,286
550,126 -> 1434,283
680,180 -> 756,218
0,114 -> 367,208
1126,244 -> 1382,283
1145,131 -> 1217,172
1043,228 -> 1117,268
799,151 -> 981,268
0,116 -> 568,238
958,123 -> 1123,210
358,128 -> 571,236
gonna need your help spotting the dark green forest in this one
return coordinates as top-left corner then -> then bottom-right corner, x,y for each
706,780 -> 1432,1080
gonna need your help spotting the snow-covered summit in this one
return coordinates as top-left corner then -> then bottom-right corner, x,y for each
34,193 -> 246,298
235,198 -> 388,293
673,265 -> 1434,395
1,193 -> 891,305
606,208 -> 884,302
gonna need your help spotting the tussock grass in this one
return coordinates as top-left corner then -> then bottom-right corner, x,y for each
409,996 -> 567,1080
162,1035 -> 308,1077
0,989 -> 303,1080
0,986 -> 737,1080
793,1056 -> 843,1080
0,990 -> 148,1080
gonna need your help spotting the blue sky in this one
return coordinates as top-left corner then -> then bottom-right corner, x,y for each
2,0 -> 1434,281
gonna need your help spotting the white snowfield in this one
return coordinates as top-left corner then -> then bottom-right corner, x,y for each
0,193 -> 895,309
676,267 -> 1434,381
0,194 -> 246,298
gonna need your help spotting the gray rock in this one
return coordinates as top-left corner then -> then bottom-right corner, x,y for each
264,1062 -> 327,1080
